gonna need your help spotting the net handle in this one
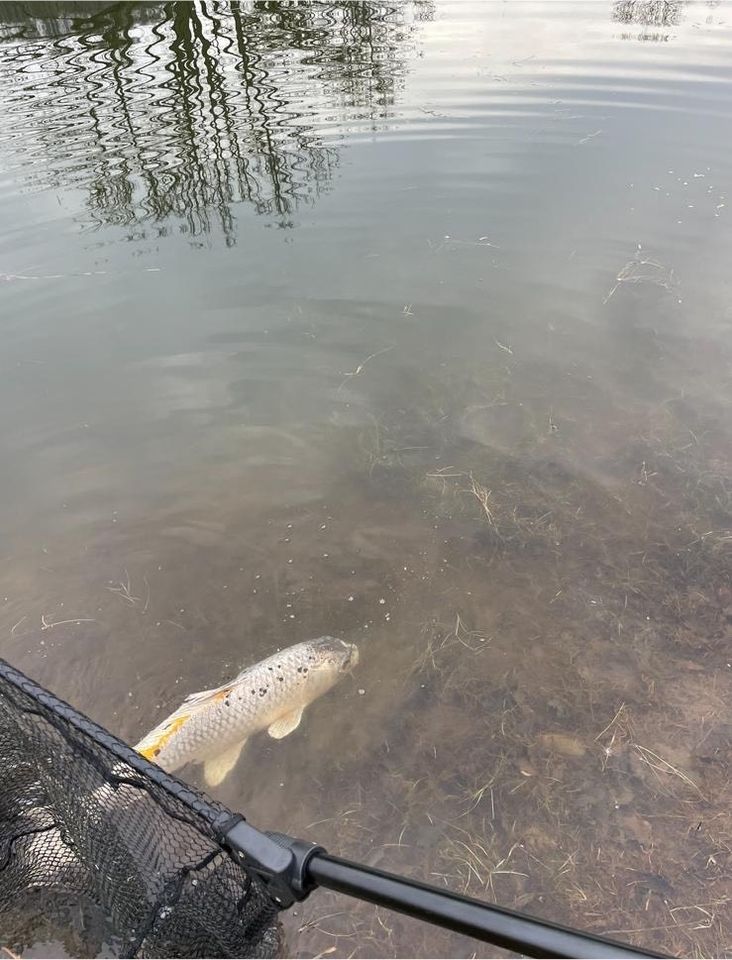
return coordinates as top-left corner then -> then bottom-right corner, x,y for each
305,851 -> 668,959
221,824 -> 667,959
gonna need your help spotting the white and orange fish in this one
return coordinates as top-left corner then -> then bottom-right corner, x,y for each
136,637 -> 358,786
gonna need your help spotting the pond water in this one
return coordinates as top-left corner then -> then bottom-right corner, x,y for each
1,1 -> 731,956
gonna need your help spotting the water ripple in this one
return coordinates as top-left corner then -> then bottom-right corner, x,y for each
0,1 -> 431,237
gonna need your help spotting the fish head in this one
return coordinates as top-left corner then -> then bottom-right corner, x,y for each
301,636 -> 359,694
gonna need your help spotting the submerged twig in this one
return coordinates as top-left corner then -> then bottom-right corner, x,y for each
107,569 -> 140,605
467,474 -> 500,531
41,615 -> 96,630
633,743 -> 705,800
604,249 -> 676,304
337,346 -> 394,394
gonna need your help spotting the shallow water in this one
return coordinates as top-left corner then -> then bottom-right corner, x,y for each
1,1 -> 732,956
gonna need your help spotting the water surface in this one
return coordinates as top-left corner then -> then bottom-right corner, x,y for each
1,1 -> 731,956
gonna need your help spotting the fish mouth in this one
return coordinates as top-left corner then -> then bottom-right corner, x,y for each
338,640 -> 359,671
310,636 -> 359,671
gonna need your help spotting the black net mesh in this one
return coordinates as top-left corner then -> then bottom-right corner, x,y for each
0,658 -> 281,958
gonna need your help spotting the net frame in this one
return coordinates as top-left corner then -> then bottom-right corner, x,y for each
0,657 -> 281,959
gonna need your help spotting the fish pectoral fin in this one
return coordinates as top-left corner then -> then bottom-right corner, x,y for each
268,707 -> 304,740
203,740 -> 247,787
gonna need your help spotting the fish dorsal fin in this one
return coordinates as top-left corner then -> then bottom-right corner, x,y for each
233,663 -> 253,682
203,740 -> 247,786
161,680 -> 233,722
268,707 -> 304,740
180,682 -> 232,708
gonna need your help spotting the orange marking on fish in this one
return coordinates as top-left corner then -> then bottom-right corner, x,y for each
137,715 -> 190,760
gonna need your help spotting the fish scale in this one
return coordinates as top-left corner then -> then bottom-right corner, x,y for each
135,637 -> 358,786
